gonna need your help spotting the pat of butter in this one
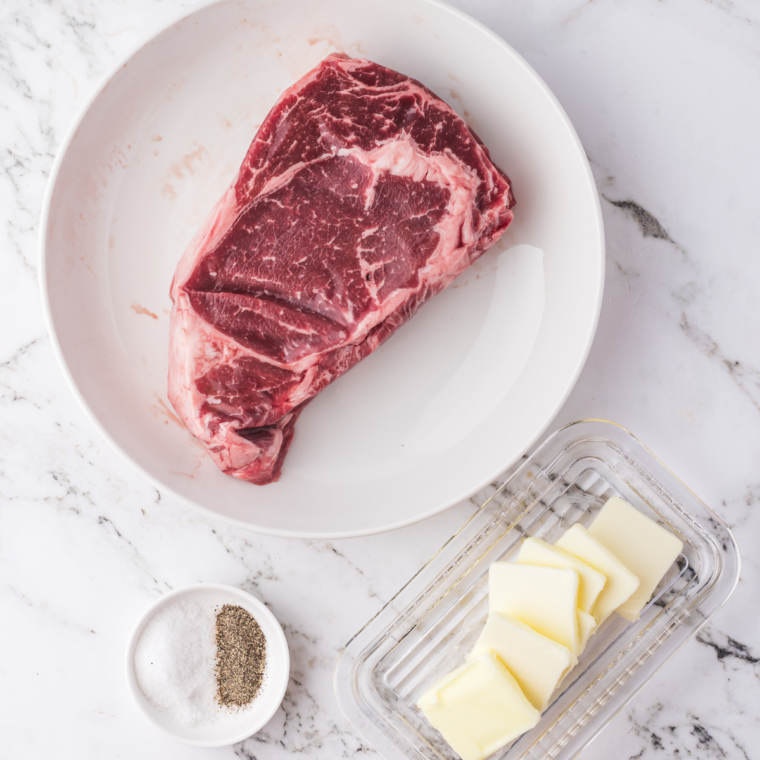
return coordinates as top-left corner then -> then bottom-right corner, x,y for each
588,497 -> 684,621
555,525 -> 639,625
468,612 -> 573,712
489,563 -> 580,655
577,609 -> 596,653
417,650 -> 540,760
516,537 -> 607,614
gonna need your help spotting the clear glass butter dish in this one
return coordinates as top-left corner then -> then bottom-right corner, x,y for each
334,420 -> 740,760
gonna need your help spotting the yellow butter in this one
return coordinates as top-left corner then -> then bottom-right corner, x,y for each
516,537 -> 607,614
555,525 -> 639,624
489,563 -> 580,655
588,497 -> 684,621
468,612 -> 574,712
417,650 -> 540,760
577,609 -> 596,653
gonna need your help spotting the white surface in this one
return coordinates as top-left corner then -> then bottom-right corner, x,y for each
126,584 -> 290,747
39,0 -> 602,537
1,0 -> 759,758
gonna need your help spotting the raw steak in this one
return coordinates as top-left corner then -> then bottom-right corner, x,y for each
169,54 -> 515,485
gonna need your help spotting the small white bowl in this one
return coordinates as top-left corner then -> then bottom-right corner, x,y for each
126,583 -> 290,747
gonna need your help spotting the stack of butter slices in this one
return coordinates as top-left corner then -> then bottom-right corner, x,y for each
417,497 -> 684,760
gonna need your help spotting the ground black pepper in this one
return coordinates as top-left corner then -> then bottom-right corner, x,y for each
215,604 -> 267,708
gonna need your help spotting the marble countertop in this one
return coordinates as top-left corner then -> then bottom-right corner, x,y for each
2,0 -> 759,757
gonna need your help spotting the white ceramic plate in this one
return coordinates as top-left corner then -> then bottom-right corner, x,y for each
40,0 -> 604,537
126,584 -> 289,746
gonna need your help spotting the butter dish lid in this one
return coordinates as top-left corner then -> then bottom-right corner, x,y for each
334,420 -> 740,760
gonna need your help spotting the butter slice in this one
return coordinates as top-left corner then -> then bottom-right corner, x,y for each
489,563 -> 580,655
555,525 -> 639,624
577,610 -> 596,653
468,612 -> 574,711
588,497 -> 684,621
516,537 -> 607,614
417,650 -> 540,760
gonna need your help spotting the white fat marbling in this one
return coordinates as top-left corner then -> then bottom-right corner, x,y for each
1,0 -> 759,758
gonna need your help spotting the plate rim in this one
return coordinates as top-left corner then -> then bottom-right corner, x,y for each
38,0 -> 605,539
